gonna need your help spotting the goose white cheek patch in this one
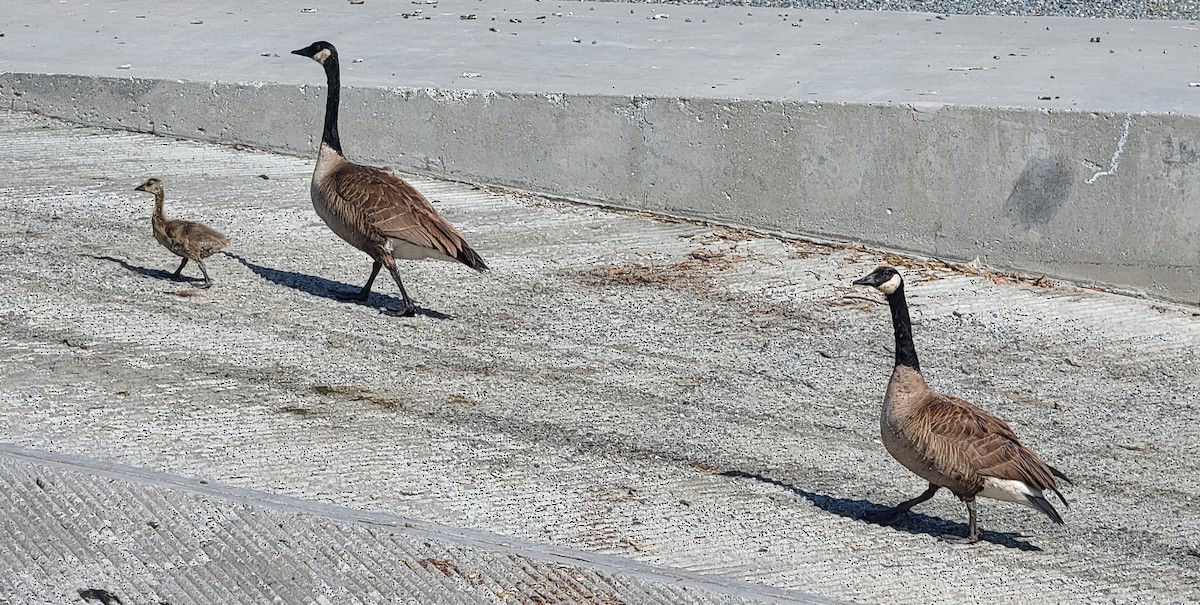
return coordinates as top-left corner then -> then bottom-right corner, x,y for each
877,274 -> 903,295
313,48 -> 332,64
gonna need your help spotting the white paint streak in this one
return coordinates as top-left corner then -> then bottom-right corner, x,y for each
1086,115 -> 1133,184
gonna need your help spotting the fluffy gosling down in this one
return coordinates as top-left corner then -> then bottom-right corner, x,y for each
291,40 -> 487,317
853,266 -> 1071,544
133,178 -> 229,289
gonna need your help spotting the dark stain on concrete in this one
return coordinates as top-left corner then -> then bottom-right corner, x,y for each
1005,155 -> 1073,227
1163,136 -> 1198,166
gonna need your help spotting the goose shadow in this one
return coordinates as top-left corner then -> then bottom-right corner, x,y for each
720,470 -> 1041,551
87,255 -> 202,284
222,252 -> 452,320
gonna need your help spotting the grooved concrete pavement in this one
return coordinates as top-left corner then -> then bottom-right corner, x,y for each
1,110 -> 1199,603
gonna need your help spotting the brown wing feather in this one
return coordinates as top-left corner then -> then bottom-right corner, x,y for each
904,394 -> 1064,497
163,219 -> 229,259
327,163 -> 487,270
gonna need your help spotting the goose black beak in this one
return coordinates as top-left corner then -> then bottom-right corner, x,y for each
852,276 -> 872,286
290,48 -> 306,56
133,184 -> 146,192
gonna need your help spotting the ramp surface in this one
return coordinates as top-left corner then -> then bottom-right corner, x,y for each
0,110 -> 1198,603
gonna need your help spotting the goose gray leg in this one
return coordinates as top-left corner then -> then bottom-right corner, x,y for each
171,258 -> 189,280
384,264 -> 417,317
940,498 -> 982,544
336,261 -> 382,301
864,483 -> 940,524
196,261 -> 214,289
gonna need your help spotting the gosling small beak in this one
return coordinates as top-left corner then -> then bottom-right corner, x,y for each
133,184 -> 146,192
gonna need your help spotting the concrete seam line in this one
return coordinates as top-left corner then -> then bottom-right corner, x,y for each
0,442 -> 841,605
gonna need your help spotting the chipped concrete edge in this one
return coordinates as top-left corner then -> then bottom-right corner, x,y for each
1,72 -> 1197,304
0,443 -> 839,605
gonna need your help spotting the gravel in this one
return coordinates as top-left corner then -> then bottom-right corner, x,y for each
592,0 -> 1200,20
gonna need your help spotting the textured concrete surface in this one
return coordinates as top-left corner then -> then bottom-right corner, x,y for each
2,111 -> 1200,604
0,445 -> 802,605
1,0 -> 1199,303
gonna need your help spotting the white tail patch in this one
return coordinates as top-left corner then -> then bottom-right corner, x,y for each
877,273 -> 903,295
389,238 -> 457,263
980,477 -> 1041,507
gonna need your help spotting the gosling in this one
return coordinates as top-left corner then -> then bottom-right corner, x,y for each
133,178 -> 229,289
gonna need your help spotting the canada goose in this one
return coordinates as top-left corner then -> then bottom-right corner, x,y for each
852,266 -> 1070,544
133,178 -> 229,289
291,40 -> 487,317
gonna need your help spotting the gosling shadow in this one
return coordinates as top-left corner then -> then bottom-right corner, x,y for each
720,470 -> 1041,551
222,252 -> 452,320
87,255 -> 200,283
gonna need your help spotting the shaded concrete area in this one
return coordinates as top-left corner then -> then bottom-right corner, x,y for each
2,0 -> 1199,302
1,111 -> 1199,603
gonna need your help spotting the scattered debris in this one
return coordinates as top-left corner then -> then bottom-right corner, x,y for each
448,394 -> 474,405
310,384 -> 402,410
459,13 -> 476,20
352,58 -> 364,63
1090,36 -> 1101,42
300,7 -> 317,13
1117,443 -> 1153,452
618,536 -> 658,552
116,64 -> 132,70
78,589 -> 123,605
62,337 -> 89,349
417,558 -> 462,576
461,72 -> 481,79
189,20 -> 204,25
349,0 -> 365,4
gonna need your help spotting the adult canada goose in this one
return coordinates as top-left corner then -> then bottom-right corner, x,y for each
291,40 -> 487,317
852,266 -> 1070,544
133,178 -> 229,289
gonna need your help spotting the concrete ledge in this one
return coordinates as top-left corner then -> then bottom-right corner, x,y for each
2,0 -> 1198,303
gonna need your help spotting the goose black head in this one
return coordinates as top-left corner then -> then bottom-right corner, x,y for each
853,266 -> 903,295
291,40 -> 338,65
134,178 -> 164,195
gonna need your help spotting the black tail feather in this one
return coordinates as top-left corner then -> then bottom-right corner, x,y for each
1049,464 -> 1072,485
1025,493 -> 1064,524
458,244 -> 488,272
1048,464 -> 1071,507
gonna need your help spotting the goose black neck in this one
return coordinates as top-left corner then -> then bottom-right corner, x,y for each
320,55 -> 344,155
885,285 -> 920,371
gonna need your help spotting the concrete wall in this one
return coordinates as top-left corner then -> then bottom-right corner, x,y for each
3,72 -> 1197,303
